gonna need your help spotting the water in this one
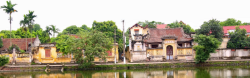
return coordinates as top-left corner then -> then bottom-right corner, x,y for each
1,66 -> 250,78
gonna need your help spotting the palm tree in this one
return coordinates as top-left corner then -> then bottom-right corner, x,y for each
45,26 -> 52,36
1,1 -> 18,46
26,11 -> 36,47
20,15 -> 29,52
50,25 -> 60,37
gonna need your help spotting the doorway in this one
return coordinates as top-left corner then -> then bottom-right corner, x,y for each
166,45 -> 173,60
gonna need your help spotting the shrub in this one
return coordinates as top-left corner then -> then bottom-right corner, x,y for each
0,56 -> 9,66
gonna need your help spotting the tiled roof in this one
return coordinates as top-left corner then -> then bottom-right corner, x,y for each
1,38 -> 36,51
223,25 -> 250,35
129,23 -> 147,29
144,28 -> 192,43
156,24 -> 167,29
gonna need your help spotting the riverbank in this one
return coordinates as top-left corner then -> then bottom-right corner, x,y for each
1,59 -> 250,72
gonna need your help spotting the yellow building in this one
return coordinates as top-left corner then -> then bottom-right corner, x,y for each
33,43 -> 72,63
94,43 -> 119,62
127,24 -> 195,62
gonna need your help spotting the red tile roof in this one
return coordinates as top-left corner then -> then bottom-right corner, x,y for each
144,28 -> 192,43
223,25 -> 250,35
129,24 -> 148,29
0,38 -> 36,51
156,24 -> 168,29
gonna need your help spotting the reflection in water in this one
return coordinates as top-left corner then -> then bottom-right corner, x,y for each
1,67 -> 250,78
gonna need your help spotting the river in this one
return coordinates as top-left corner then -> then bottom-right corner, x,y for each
1,66 -> 250,78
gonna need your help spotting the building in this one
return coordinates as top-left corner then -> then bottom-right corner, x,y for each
220,25 -> 250,49
33,43 -> 72,63
93,43 -> 119,62
0,36 -> 41,63
127,24 -> 195,62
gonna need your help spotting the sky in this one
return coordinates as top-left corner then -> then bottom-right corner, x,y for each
1,0 -> 250,34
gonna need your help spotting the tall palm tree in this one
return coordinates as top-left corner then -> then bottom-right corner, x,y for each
26,11 -> 36,47
20,15 -> 29,52
45,26 -> 52,36
50,25 -> 60,37
1,1 -> 18,46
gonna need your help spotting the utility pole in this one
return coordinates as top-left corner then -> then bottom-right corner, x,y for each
122,20 -> 126,64
114,29 -> 116,64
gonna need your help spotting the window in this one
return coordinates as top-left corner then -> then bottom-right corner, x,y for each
152,45 -> 158,48
135,30 -> 139,35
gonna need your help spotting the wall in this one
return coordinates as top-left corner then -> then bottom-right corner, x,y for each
0,54 -> 13,63
219,37 -> 230,49
176,48 -> 193,60
210,49 -> 250,60
94,44 -> 119,62
130,27 -> 144,40
34,47 -> 72,63
163,39 -> 177,60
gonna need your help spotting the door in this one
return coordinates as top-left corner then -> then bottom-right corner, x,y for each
166,45 -> 173,60
45,49 -> 51,57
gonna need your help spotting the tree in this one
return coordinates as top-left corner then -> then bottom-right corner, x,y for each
227,26 -> 250,48
219,18 -> 242,26
45,26 -> 52,36
32,29 -> 50,43
193,35 -> 221,63
20,15 -> 29,51
0,56 -> 9,67
92,21 -> 124,54
167,21 -> 195,33
66,30 -> 113,68
49,25 -> 60,37
26,11 -> 37,49
125,28 -> 130,45
81,24 -> 91,31
50,35 -> 71,54
32,24 -> 42,32
61,25 -> 82,35
196,19 -> 224,42
243,22 -> 250,25
0,38 -> 3,48
1,1 -> 18,46
137,20 -> 164,28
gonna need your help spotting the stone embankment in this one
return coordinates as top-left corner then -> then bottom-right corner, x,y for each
1,59 -> 250,71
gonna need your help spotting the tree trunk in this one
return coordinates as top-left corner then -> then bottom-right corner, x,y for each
9,14 -> 12,46
26,30 -> 27,52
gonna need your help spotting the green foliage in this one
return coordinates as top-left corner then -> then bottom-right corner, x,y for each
243,22 -> 250,25
92,21 -> 124,53
125,28 -> 130,45
32,29 -> 50,43
0,30 -> 21,38
0,1 -> 18,14
0,38 -> 3,48
193,35 -> 221,63
61,25 -> 82,35
81,24 -> 91,31
196,19 -> 224,42
0,56 -> 9,66
66,30 -> 113,66
219,18 -> 242,26
227,26 -> 250,48
32,24 -> 42,32
8,44 -> 25,53
137,20 -> 164,28
195,68 -> 211,78
167,21 -> 195,33
51,35 -> 72,54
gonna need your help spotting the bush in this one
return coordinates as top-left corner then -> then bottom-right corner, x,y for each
0,56 -> 9,66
